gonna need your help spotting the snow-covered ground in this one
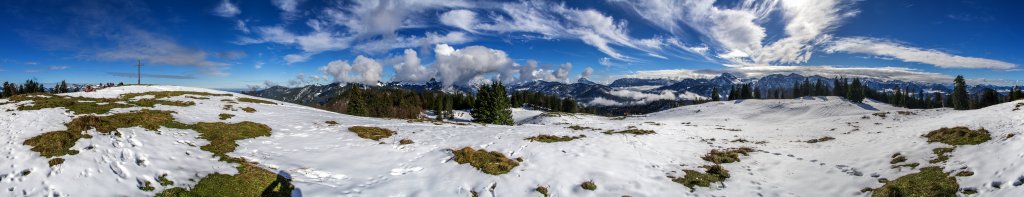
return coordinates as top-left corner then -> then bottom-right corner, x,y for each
2,85 -> 1023,196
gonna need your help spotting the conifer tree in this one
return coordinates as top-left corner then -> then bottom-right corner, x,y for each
979,88 -> 1000,108
346,84 -> 368,116
951,75 -> 969,110
472,81 -> 513,125
711,86 -> 720,101
847,78 -> 864,103
740,83 -> 752,99
753,86 -> 761,99
443,96 -> 454,119
1010,86 -> 1023,101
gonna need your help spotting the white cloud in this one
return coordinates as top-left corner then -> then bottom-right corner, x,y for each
94,28 -> 229,76
253,61 -> 264,69
320,55 -> 384,85
826,37 -> 1017,70
283,53 -> 312,64
48,65 -> 69,70
352,31 -> 470,54
581,67 -> 594,79
623,69 -> 721,80
213,0 -> 241,18
587,97 -> 623,106
271,0 -> 302,13
391,49 -> 433,83
433,44 -> 517,87
439,9 -> 477,32
609,89 -> 677,102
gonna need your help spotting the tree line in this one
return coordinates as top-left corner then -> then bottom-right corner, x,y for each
711,75 -> 1023,110
1,80 -> 73,98
510,90 -> 588,113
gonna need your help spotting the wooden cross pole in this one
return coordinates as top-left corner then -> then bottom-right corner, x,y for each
136,59 -> 143,85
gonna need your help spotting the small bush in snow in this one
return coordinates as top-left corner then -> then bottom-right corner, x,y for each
450,147 -> 520,175
348,126 -> 396,141
535,186 -> 549,197
219,113 -> 234,120
602,127 -> 655,135
241,107 -> 257,113
930,147 -> 954,163
399,139 -> 414,145
805,136 -> 835,143
925,127 -> 991,145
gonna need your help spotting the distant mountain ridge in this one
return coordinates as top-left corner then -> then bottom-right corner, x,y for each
251,73 -> 1016,108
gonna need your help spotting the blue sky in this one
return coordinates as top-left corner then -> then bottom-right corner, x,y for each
1,0 -> 1021,89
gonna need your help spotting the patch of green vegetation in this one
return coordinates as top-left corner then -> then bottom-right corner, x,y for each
956,170 -> 974,177
925,127 -> 991,146
219,113 -> 235,120
581,181 -> 597,191
120,91 -> 231,100
602,127 -> 655,135
567,125 -> 599,131
139,181 -> 155,191
157,162 -> 289,197
525,135 -> 585,143
23,110 -> 179,158
890,153 -> 907,164
893,163 -> 920,169
871,167 -> 958,197
223,104 -> 235,111
48,158 -> 64,167
671,165 -> 730,191
241,107 -> 256,113
805,136 -> 835,143
158,174 -> 174,186
399,139 -> 414,145
325,120 -> 338,125
450,147 -> 520,175
185,96 -> 209,100
20,169 -> 31,176
9,92 -> 202,115
348,126 -> 396,141
701,147 -> 754,164
930,147 -> 954,164
535,186 -> 549,197
238,97 -> 277,105
188,122 -> 272,162
541,112 -> 574,117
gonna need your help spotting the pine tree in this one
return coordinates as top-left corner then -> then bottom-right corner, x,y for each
847,78 -> 864,103
740,83 -> 752,99
444,96 -> 454,120
951,75 -> 969,110
472,81 -> 513,125
346,84 -> 368,116
753,86 -> 761,99
711,86 -> 720,101
1010,86 -> 1023,101
434,96 -> 444,121
979,88 -> 1000,108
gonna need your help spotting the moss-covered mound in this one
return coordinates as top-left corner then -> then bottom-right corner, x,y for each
238,97 -> 277,105
451,147 -> 520,175
348,126 -> 396,141
925,127 -> 991,146
23,110 -> 180,158
872,167 -> 958,197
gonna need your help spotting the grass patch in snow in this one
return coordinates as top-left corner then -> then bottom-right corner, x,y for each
237,97 -> 277,105
581,181 -> 597,191
955,170 -> 974,177
671,165 -> 730,191
805,136 -> 835,143
23,109 -> 180,158
348,126 -> 396,141
871,167 -> 959,197
701,147 -> 754,164
535,186 -> 549,196
120,91 -> 231,100
9,92 -> 201,114
450,147 -> 520,175
140,181 -> 155,191
158,174 -> 174,186
48,158 -> 64,166
602,127 -> 655,135
893,163 -> 920,169
525,135 -> 585,143
399,139 -> 414,145
325,120 -> 338,125
930,147 -> 954,164
186,121 -> 272,162
925,127 -> 991,146
890,153 -> 907,164
219,113 -> 235,120
240,107 -> 256,113
157,161 -> 290,196
566,125 -> 600,131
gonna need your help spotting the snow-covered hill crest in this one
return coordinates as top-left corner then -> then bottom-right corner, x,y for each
2,86 -> 1023,196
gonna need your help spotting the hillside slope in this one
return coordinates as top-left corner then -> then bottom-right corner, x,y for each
2,86 -> 1022,196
